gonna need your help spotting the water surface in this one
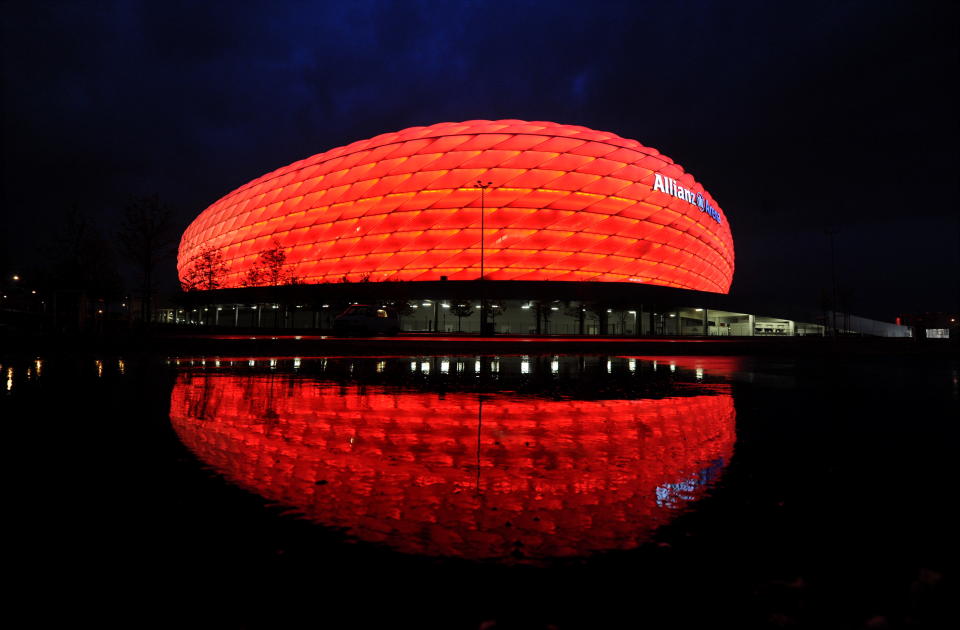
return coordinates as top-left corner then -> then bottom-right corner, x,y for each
168,356 -> 735,562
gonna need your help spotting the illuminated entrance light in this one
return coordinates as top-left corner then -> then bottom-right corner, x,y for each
550,307 -> 558,311
695,308 -> 704,312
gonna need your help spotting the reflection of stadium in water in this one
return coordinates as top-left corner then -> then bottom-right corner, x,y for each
168,356 -> 736,562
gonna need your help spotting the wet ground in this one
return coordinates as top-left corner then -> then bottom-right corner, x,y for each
4,347 -> 956,628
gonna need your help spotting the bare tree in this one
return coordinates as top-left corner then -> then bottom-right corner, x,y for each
181,246 -> 228,291
244,241 -> 289,286
43,205 -> 123,330
450,301 -> 474,332
485,299 -> 506,332
244,265 -> 265,287
614,309 -> 630,335
584,302 -> 610,335
534,301 -> 554,335
118,195 -> 177,322
563,301 -> 587,335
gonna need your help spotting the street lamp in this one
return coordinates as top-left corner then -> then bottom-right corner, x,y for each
476,180 -> 493,335
825,227 -> 839,337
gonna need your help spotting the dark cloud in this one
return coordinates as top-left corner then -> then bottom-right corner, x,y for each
3,0 -> 957,318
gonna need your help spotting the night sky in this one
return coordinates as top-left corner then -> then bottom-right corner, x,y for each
3,0 -> 957,320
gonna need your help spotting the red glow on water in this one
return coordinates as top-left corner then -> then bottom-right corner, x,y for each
178,120 -> 734,293
169,373 -> 736,561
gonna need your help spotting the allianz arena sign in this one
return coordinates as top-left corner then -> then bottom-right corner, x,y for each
178,120 -> 735,293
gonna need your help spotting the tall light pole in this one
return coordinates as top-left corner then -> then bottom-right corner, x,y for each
476,180 -> 492,335
477,180 -> 492,281
826,227 -> 839,336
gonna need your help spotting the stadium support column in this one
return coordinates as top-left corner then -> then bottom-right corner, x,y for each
748,313 -> 755,337
702,308 -> 708,336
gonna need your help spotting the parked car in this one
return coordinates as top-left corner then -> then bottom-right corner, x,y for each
333,305 -> 401,336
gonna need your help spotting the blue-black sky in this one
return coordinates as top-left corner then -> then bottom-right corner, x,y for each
2,0 -> 957,319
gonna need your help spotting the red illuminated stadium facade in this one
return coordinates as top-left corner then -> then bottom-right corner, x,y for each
170,120 -> 910,337
178,120 -> 734,293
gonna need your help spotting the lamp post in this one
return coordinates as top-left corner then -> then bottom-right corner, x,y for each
476,180 -> 492,335
826,227 -> 839,336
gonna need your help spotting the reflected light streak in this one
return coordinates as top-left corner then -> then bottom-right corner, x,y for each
170,373 -> 735,562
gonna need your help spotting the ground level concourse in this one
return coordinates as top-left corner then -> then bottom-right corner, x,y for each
157,280 -> 911,338
156,281 -> 910,337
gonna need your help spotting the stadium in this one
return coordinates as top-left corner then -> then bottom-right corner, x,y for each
167,120 -> 906,337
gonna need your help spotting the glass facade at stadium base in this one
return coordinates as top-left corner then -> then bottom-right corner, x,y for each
156,297 -> 826,337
